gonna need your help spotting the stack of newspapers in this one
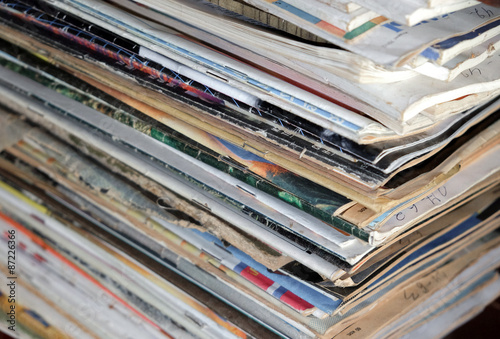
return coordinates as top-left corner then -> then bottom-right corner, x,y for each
0,0 -> 499,338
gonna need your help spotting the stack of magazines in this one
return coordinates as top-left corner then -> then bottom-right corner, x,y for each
0,0 -> 499,338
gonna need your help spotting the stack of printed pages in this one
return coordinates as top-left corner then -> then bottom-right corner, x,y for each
0,0 -> 499,338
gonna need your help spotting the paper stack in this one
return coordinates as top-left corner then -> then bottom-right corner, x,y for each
0,0 -> 498,338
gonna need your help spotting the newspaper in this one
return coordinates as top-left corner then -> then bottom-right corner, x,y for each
2,0 -> 496,194
0,48 -> 369,242
204,0 -> 331,43
286,50 -> 500,123
0,158 -> 342,337
372,99 -> 499,170
0,187 -> 253,338
0,82 -> 347,280
0,178 -> 353,337
236,1 -> 499,66
40,0 -> 390,138
4,19 -> 498,212
0,202 -> 174,339
0,62 -> 380,254
412,36 -> 500,80
350,0 -> 480,25
333,210 -> 500,317
5,157 -> 321,318
2,17 -> 496,212
152,222 -> 343,316
90,0 -> 500,128
335,191 -> 496,282
134,0 -> 499,79
334,208 -> 483,287
348,4 -> 500,66
418,16 -> 500,65
368,144 -> 500,245
399,273 -> 500,339
327,237 -> 500,339
257,0 -> 379,32
0,26 -> 397,209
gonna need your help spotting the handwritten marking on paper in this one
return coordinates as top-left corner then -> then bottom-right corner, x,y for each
346,327 -> 362,336
394,186 -> 448,222
398,230 -> 423,247
403,270 -> 448,302
469,7 -> 494,19
461,67 -> 482,78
